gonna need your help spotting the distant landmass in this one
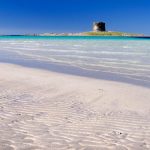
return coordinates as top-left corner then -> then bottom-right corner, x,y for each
37,21 -> 143,37
0,22 -> 146,37
38,31 -> 143,37
1,31 -> 145,37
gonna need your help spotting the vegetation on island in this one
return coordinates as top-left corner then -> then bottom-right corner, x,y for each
83,31 -> 142,36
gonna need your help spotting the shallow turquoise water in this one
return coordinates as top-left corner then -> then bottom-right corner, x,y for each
0,36 -> 150,86
0,35 -> 149,40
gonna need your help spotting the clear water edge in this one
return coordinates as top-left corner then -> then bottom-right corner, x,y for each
0,36 -> 150,87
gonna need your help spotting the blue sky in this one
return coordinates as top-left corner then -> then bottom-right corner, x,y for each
0,0 -> 150,35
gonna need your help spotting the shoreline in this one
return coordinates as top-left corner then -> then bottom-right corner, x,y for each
1,34 -> 150,38
0,58 -> 150,88
0,62 -> 150,149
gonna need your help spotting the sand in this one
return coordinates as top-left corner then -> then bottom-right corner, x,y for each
0,63 -> 150,150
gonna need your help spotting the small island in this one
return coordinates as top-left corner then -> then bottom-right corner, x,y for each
1,21 -> 148,37
38,21 -> 143,37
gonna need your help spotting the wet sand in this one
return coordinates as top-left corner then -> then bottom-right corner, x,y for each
0,63 -> 150,150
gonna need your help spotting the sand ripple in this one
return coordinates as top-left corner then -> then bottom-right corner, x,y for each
0,63 -> 150,150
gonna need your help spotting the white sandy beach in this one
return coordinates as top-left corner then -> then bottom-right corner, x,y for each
0,63 -> 150,150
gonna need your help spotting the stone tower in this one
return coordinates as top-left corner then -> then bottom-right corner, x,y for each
93,22 -> 106,32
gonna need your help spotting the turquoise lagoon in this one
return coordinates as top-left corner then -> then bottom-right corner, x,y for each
0,36 -> 150,87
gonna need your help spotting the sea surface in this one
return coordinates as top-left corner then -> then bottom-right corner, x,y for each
0,36 -> 150,87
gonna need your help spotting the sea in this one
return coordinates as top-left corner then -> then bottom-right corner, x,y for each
0,36 -> 150,87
